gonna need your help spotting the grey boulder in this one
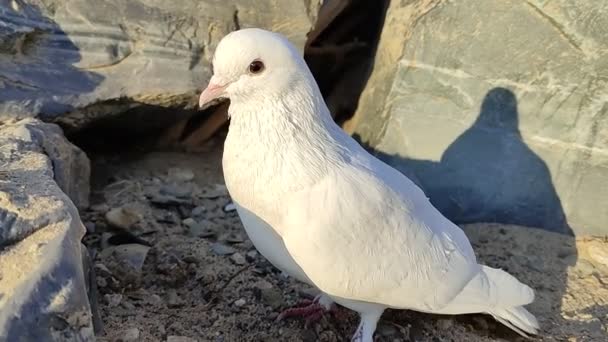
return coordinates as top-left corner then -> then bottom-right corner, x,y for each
0,118 -> 94,341
0,0 -> 319,131
348,0 -> 608,236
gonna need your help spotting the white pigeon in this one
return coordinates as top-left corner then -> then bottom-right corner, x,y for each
199,28 -> 539,342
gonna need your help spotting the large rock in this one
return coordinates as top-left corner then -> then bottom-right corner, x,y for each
0,118 -> 94,341
347,0 -> 608,235
0,0 -> 319,131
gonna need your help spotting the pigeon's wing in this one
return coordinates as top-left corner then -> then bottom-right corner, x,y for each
281,160 -> 480,310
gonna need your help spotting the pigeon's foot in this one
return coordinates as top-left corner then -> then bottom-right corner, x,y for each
276,294 -> 342,328
276,300 -> 325,327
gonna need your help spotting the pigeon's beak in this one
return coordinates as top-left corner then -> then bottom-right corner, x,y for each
199,76 -> 228,108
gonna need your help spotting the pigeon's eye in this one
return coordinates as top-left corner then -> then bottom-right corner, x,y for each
248,60 -> 265,74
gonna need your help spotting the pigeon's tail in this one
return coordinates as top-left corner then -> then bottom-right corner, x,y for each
483,266 -> 539,337
439,265 -> 539,337
490,306 -> 539,337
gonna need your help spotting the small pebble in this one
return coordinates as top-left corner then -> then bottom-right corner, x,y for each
158,324 -> 167,336
182,255 -> 199,264
168,167 -> 195,182
254,280 -> 284,309
234,298 -> 246,307
105,293 -> 123,308
120,328 -> 140,341
246,250 -> 258,261
149,294 -> 163,306
160,183 -> 193,199
230,253 -> 246,265
225,233 -> 245,243
191,206 -> 206,217
187,220 -> 217,238
167,289 -> 184,308
91,203 -> 110,213
211,243 -> 236,256
150,194 -> 191,206
99,244 -> 150,288
223,203 -> 236,212
437,318 -> 454,330
182,218 -> 197,228
196,269 -> 216,285
200,184 -> 229,198
252,266 -> 267,276
121,300 -> 136,311
105,204 -> 142,230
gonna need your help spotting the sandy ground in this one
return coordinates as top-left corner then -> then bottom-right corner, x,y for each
82,141 -> 607,342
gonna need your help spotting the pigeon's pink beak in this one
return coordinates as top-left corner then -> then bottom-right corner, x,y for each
199,76 -> 227,108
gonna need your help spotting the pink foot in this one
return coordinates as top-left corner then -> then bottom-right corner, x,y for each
276,295 -> 344,328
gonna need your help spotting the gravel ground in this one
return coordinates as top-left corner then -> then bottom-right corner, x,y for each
83,142 -> 607,342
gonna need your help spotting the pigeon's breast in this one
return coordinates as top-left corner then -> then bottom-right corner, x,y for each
234,202 -> 312,284
222,127 -> 324,229
222,133 -> 313,283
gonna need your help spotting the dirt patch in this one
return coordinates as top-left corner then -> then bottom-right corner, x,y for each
83,141 -> 607,342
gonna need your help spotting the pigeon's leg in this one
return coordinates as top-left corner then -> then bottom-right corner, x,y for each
276,293 -> 339,326
351,311 -> 383,342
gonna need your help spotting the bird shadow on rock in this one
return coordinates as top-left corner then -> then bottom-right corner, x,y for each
353,88 -> 588,340
0,0 -> 104,118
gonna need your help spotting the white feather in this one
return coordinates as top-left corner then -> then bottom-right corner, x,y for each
213,28 -> 539,341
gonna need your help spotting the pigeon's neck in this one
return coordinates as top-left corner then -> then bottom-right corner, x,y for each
223,79 -> 350,211
226,77 -> 343,153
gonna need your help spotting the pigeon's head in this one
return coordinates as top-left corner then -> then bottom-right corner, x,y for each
199,28 -> 312,109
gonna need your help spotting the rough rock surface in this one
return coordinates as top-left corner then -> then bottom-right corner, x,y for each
0,0 -> 319,131
0,118 -> 94,341
347,0 -> 608,235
